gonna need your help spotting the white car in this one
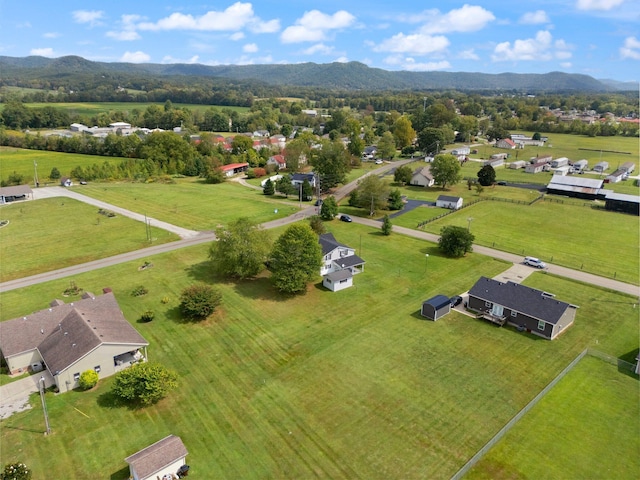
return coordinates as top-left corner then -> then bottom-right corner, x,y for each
524,256 -> 546,269
375,159 -> 383,164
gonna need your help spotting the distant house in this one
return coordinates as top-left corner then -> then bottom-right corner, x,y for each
253,130 -> 270,137
496,138 -> 516,149
0,184 -> 32,204
420,295 -> 451,321
60,177 -> 73,187
267,155 -> 286,170
509,160 -> 527,169
620,162 -> 635,174
109,122 -> 131,130
451,146 -> 470,160
70,123 -> 88,132
525,161 -> 547,174
125,435 -> 188,480
410,166 -> 434,187
0,292 -> 148,393
291,173 -> 316,189
319,233 -> 365,291
363,145 -> 378,159
606,169 -> 626,183
484,158 -> 505,168
219,163 -> 249,177
301,109 -> 318,117
436,195 -> 463,210
467,277 -> 578,340
593,161 -> 609,173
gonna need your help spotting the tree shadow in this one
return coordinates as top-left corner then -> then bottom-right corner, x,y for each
233,276 -> 293,302
96,389 -> 126,409
619,348 -> 639,378
185,259 -> 218,283
110,465 -> 131,480
1,424 -> 43,434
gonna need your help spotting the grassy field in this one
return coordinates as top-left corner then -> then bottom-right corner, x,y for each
0,220 -> 637,479
0,102 -> 249,115
0,197 -> 178,282
0,147 -> 124,185
465,355 -> 640,480
409,199 -> 639,284
75,179 -> 301,231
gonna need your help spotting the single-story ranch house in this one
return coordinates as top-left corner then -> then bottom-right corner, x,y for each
467,277 -> 578,340
0,291 -> 148,393
436,195 -> 463,210
125,435 -> 189,480
410,166 -> 435,187
0,184 -> 32,204
319,233 -> 365,292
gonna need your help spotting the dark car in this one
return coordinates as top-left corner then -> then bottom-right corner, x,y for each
314,199 -> 323,206
450,295 -> 463,307
496,181 -> 507,186
339,214 -> 352,222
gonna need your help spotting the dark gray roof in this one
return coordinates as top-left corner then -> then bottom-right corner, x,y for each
423,295 -> 450,310
318,233 -> 348,255
125,435 -> 188,480
0,292 -> 148,373
325,269 -> 352,282
291,173 -> 315,182
468,277 -> 572,324
437,195 -> 462,203
335,254 -> 365,268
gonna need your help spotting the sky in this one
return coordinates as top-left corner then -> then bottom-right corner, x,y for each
0,0 -> 638,82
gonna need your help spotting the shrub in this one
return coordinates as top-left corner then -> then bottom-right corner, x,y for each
139,310 -> 155,323
1,462 -> 32,480
131,285 -> 148,297
161,296 -> 170,304
179,284 -> 222,321
111,362 -> 178,406
78,369 -> 99,390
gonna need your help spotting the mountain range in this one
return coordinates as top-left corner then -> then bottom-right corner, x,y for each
1,55 -> 637,93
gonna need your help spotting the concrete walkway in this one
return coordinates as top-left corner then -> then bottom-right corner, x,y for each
0,371 -> 54,420
32,187 -> 199,239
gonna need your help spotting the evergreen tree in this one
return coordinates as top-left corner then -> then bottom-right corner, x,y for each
381,215 -> 392,236
263,178 -> 275,195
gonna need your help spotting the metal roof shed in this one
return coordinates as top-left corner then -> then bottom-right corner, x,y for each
421,295 -> 451,321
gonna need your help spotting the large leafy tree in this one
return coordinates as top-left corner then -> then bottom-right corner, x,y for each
354,174 -> 390,215
111,362 -> 178,406
179,284 -> 223,321
394,165 -> 413,185
270,223 -> 322,294
377,131 -> 396,159
310,139 -> 351,190
431,154 -> 462,189
438,226 -> 475,258
477,164 -> 496,186
417,127 -> 448,153
320,196 -> 338,220
284,137 -> 309,173
393,116 -> 416,149
210,217 -> 271,279
388,188 -> 403,210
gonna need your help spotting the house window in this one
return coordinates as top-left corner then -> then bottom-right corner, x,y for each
73,373 -> 80,381
484,301 -> 491,307
94,366 -> 101,373
537,320 -> 545,331
510,311 -> 517,317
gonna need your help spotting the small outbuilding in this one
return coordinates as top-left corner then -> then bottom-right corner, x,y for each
421,295 -> 451,321
322,269 -> 353,292
125,435 -> 189,480
436,195 -> 463,210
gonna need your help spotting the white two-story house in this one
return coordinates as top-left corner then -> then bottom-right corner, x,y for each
318,233 -> 365,291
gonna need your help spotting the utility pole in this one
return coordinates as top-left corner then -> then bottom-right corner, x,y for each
39,377 -> 51,435
34,161 -> 39,187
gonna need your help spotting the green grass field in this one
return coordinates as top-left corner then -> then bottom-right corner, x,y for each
465,356 -> 640,480
0,147 -> 124,184
0,220 -> 637,479
0,197 -> 178,282
74,179 -> 301,231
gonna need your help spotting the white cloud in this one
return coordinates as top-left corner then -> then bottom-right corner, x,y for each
230,32 -> 245,41
519,10 -> 550,24
576,0 -> 626,11
43,32 -> 59,39
243,43 -> 258,53
137,2 -> 277,32
281,10 -> 356,43
30,47 -> 55,57
121,51 -> 151,63
560,62 -> 572,68
106,30 -> 141,41
302,43 -> 335,55
419,5 -> 495,34
384,55 -> 450,71
335,56 -> 349,63
491,30 -> 571,62
373,33 -> 449,55
72,10 -> 104,27
458,49 -> 480,60
620,36 -> 640,60
161,55 -> 200,64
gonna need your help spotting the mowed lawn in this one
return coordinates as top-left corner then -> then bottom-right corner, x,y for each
0,222 -> 637,479
0,197 -> 178,282
74,179 -> 300,231
0,147 -> 123,185
410,199 -> 639,285
465,356 -> 640,480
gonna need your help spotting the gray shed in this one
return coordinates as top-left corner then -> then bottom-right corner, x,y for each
421,295 -> 451,321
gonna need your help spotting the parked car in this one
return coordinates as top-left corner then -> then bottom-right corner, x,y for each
497,181 -> 507,185
450,295 -> 463,307
524,256 -> 546,269
339,214 -> 352,222
314,199 -> 323,206
375,159 -> 383,164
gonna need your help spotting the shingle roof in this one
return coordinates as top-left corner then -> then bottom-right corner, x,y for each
0,292 -> 148,373
125,435 -> 188,480
468,277 -> 572,324
335,254 -> 365,268
318,233 -> 348,255
0,184 -> 33,197
437,195 -> 461,203
325,269 -> 352,282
